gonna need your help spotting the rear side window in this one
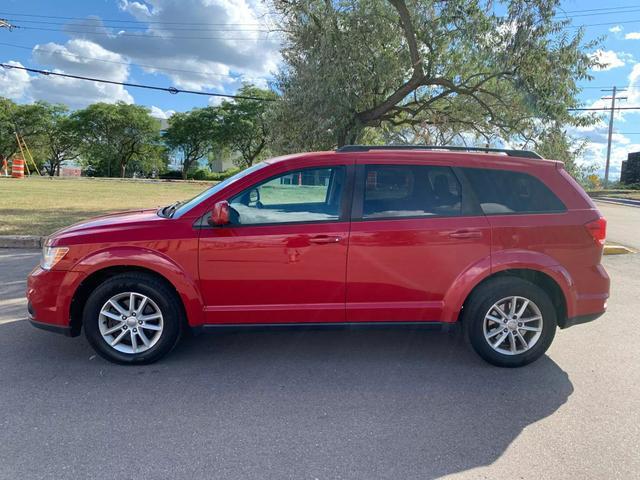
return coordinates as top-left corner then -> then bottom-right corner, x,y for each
362,165 -> 461,218
463,168 -> 565,215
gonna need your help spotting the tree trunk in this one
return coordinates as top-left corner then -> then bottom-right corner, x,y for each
120,162 -> 126,178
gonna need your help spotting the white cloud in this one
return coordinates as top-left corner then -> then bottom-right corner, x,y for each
63,0 -> 282,92
625,32 -> 640,40
610,26 -> 622,33
590,50 -> 626,70
1,40 -> 134,108
0,61 -> 31,100
25,39 -> 134,108
33,39 -> 129,81
149,106 -> 175,119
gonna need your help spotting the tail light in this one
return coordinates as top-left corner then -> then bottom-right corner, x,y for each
585,217 -> 606,246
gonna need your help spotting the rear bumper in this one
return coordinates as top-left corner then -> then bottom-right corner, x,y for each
558,310 -> 605,329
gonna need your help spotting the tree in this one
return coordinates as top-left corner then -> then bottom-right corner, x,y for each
536,123 -> 595,185
270,0 -> 598,150
72,102 -> 161,177
164,107 -> 218,179
0,98 -> 50,168
0,97 -> 19,162
32,102 -> 81,176
218,85 -> 277,169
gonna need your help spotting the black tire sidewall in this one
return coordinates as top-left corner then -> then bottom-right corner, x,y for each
464,277 -> 557,368
83,274 -> 182,365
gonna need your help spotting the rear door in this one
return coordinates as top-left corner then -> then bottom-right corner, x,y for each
345,161 -> 491,322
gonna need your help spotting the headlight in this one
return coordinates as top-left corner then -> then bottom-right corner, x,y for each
41,246 -> 69,270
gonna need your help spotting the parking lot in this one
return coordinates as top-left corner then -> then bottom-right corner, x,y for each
1,239 -> 639,479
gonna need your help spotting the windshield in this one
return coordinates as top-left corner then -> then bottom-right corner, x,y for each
169,162 -> 267,218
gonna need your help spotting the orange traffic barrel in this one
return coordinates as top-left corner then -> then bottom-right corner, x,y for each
11,157 -> 24,178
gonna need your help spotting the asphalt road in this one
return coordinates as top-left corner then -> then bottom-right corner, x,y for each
1,250 -> 639,480
596,201 -> 640,251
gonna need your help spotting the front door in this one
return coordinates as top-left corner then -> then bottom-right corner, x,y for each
346,163 -> 491,322
198,165 -> 352,325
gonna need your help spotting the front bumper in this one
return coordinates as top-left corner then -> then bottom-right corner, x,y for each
26,266 -> 85,337
29,318 -> 75,336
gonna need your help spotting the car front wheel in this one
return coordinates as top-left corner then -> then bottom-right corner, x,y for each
463,277 -> 557,367
83,273 -> 183,364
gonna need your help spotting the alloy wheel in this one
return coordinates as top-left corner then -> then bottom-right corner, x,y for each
482,296 -> 543,355
98,292 -> 164,354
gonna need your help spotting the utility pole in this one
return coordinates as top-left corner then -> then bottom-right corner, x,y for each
601,87 -> 627,188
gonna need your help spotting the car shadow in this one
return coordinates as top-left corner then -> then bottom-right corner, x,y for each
1,322 -> 573,479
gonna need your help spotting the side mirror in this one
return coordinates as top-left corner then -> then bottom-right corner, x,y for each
209,200 -> 230,226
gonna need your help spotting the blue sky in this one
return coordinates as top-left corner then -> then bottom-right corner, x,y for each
1,0 -> 639,178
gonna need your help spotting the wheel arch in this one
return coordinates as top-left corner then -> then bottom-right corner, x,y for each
68,247 -> 204,334
457,268 -> 569,328
69,265 -> 193,335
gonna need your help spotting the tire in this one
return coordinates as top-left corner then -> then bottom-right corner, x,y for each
83,272 -> 184,365
463,277 -> 557,368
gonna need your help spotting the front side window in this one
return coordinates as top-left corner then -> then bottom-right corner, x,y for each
362,165 -> 461,219
462,168 -> 566,214
228,167 -> 345,225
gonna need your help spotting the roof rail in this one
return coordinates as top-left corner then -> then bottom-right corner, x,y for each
335,144 -> 543,160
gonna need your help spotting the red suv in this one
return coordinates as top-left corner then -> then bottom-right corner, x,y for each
27,146 -> 609,367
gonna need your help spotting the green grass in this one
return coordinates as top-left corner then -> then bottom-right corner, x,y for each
0,177 -> 211,236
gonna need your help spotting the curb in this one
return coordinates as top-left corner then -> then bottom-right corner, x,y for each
0,235 -> 44,249
595,198 -> 640,208
603,244 -> 635,255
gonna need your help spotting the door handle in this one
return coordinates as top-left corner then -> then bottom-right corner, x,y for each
309,235 -> 343,244
449,230 -> 483,239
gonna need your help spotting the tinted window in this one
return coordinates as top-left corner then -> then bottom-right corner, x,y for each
362,165 -> 461,219
228,167 -> 345,225
463,168 -> 565,214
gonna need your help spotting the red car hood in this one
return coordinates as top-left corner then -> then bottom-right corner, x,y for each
48,208 -> 164,244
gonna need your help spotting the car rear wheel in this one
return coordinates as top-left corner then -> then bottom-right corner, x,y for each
463,277 -> 557,367
83,273 -> 183,364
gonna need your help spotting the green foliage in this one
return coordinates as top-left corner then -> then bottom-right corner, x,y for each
164,107 -> 219,179
536,124 -> 596,185
0,99 -> 52,169
217,85 -> 278,168
31,102 -> 82,176
270,0 -> 599,150
71,102 -> 164,177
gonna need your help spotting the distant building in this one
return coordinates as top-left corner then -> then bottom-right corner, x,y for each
620,152 -> 640,185
60,166 -> 82,177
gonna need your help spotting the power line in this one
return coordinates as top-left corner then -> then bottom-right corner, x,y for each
16,26 -> 275,41
0,11 -> 267,26
568,106 -> 640,111
562,18 -> 640,29
0,41 -> 246,80
5,18 -> 271,32
0,63 -> 277,101
558,5 -> 640,15
558,9 -> 640,19
580,85 -> 640,90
